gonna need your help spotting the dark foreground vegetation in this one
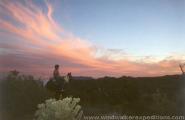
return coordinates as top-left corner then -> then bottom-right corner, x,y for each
1,71 -> 185,120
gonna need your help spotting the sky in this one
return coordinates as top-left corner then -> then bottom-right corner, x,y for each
0,0 -> 185,78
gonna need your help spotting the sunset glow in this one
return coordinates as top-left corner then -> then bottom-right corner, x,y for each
0,0 -> 185,77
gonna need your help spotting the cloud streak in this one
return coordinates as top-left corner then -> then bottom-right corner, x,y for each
0,0 -> 184,77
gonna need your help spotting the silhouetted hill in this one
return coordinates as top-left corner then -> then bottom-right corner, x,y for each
71,76 -> 94,80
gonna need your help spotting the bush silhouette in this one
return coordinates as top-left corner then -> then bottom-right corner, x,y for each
0,70 -> 52,120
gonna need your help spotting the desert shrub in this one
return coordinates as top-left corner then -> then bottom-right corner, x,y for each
150,89 -> 176,114
34,97 -> 83,120
0,70 -> 52,120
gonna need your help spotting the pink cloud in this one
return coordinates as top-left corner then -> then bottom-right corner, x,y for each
0,0 -> 184,77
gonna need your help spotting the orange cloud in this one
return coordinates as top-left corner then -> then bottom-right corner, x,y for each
0,0 -> 184,77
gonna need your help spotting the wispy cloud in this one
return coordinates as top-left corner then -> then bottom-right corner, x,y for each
0,0 -> 184,77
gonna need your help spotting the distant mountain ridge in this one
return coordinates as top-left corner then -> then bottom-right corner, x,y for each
72,76 -> 94,80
